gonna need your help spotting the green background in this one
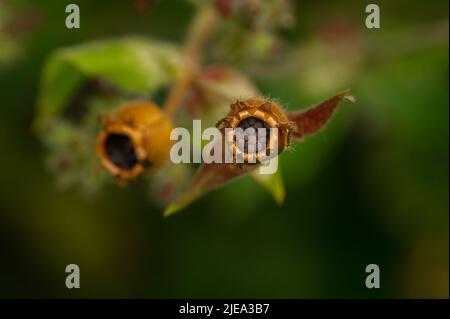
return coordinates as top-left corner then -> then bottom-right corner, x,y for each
0,0 -> 448,298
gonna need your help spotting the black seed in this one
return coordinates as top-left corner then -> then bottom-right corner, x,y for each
236,117 -> 271,154
104,133 -> 138,169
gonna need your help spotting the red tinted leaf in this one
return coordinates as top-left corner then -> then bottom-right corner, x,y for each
215,0 -> 234,17
186,66 -> 258,118
164,161 -> 256,216
150,163 -> 193,206
288,90 -> 354,140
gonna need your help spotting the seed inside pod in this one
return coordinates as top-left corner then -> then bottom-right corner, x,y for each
104,133 -> 138,169
96,101 -> 173,181
218,98 -> 297,164
235,116 -> 270,154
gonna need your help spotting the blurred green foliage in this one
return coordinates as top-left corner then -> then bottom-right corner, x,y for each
0,0 -> 448,298
35,37 -> 183,128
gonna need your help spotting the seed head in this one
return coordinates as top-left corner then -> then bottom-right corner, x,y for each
96,101 -> 173,181
217,98 -> 296,163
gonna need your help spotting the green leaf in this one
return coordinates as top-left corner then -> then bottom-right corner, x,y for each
251,166 -> 285,204
35,37 -> 183,130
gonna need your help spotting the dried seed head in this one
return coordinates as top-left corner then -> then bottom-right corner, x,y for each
96,101 -> 173,181
217,98 -> 297,163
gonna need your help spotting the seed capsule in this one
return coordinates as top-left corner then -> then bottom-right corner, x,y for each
96,101 -> 173,181
217,98 -> 297,163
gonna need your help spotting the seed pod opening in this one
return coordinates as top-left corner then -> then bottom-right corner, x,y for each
217,98 -> 297,163
104,133 -> 138,170
96,101 -> 173,181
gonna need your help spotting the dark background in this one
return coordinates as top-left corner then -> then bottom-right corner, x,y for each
0,0 -> 448,298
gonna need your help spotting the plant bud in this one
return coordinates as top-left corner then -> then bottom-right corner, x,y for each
96,101 -> 173,181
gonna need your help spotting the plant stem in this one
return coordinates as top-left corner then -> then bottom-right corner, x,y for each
163,5 -> 217,118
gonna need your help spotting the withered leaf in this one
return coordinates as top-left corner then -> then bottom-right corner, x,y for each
164,162 -> 257,217
288,90 -> 354,140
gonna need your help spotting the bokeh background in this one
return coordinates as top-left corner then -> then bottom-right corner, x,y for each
0,0 -> 448,298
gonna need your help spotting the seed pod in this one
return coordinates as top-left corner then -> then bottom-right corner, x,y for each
96,101 -> 173,181
217,98 -> 296,163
